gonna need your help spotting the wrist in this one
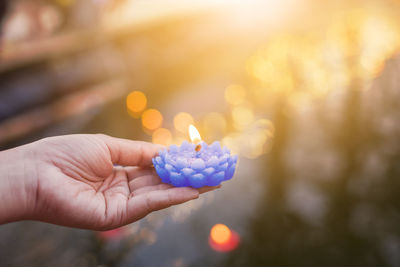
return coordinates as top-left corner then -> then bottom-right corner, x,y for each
0,144 -> 38,223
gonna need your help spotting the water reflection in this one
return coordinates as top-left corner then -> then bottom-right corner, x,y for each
224,25 -> 400,267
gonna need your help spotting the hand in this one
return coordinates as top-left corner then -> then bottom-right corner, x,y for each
0,134 -> 218,230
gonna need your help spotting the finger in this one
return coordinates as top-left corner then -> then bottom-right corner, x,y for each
126,187 -> 199,222
131,184 -> 220,196
198,185 -> 221,194
124,166 -> 156,182
131,183 -> 173,196
128,174 -> 162,192
99,134 -> 163,167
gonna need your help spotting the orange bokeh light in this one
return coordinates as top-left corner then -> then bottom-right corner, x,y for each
173,112 -> 194,133
210,224 -> 232,245
152,128 -> 172,146
142,109 -> 163,131
126,91 -> 147,115
209,224 -> 240,252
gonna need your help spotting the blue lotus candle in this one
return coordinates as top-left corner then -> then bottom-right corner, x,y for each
152,125 -> 237,188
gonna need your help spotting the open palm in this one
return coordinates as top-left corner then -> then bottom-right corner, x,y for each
30,134 -> 214,230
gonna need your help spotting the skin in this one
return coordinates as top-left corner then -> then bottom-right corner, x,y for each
0,134 -> 219,230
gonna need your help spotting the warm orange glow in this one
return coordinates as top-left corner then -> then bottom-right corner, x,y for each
203,112 -> 227,137
152,128 -> 172,146
142,109 -> 163,131
232,106 -> 254,130
210,224 -> 232,245
126,91 -> 147,115
174,112 -> 194,133
189,124 -> 202,144
209,223 -> 240,252
225,84 -> 246,105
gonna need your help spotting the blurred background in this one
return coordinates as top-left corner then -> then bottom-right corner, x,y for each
1,0 -> 400,266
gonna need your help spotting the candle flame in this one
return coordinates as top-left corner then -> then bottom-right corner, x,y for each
189,124 -> 202,144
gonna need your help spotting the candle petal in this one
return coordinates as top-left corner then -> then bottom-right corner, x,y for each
180,141 -> 191,151
217,163 -> 229,172
191,158 -> 205,171
228,155 -> 238,165
210,141 -> 222,153
207,156 -> 219,168
164,163 -> 175,173
182,167 -> 194,177
202,167 -> 215,177
164,155 -> 176,166
189,173 -> 206,188
155,165 -> 170,183
201,142 -> 208,149
209,171 -> 225,186
219,154 -> 229,165
175,157 -> 188,169
170,172 -> 185,186
169,145 -> 179,153
222,146 -> 230,154
159,149 -> 167,157
155,156 -> 164,165
224,163 -> 236,180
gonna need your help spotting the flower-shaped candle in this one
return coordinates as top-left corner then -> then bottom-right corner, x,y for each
152,125 -> 237,188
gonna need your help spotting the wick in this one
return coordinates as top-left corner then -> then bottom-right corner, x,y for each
195,144 -> 202,152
